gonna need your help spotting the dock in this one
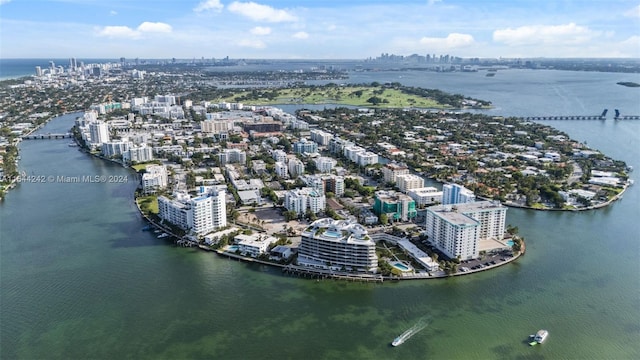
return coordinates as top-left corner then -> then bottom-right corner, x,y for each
282,265 -> 384,283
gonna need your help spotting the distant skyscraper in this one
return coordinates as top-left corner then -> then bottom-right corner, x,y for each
120,57 -> 125,67
35,66 -> 42,76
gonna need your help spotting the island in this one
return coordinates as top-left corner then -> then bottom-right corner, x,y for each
0,60 -> 632,281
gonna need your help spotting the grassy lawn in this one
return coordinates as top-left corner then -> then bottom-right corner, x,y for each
219,85 -> 446,108
131,163 -> 159,172
137,195 -> 159,214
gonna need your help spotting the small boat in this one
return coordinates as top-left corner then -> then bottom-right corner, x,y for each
529,329 -> 548,345
157,233 -> 169,239
391,317 -> 430,347
68,142 -> 78,147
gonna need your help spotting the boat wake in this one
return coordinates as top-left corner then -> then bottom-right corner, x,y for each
391,316 -> 430,346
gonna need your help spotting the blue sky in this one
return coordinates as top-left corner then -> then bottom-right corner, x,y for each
1,0 -> 639,59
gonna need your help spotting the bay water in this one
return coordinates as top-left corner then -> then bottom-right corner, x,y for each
1,69 -> 639,359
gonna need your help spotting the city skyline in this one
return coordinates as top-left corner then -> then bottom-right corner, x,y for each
1,0 -> 639,59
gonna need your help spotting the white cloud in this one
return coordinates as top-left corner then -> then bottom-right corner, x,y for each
194,0 -> 224,12
624,5 -> 640,18
419,33 -> 474,48
250,26 -> 271,35
137,22 -> 172,33
97,26 -> 141,39
427,0 -> 442,6
238,39 -> 266,49
493,23 -> 595,46
228,1 -> 297,23
110,10 -> 117,16
292,31 -> 309,39
0,0 -> 12,5
96,22 -> 172,39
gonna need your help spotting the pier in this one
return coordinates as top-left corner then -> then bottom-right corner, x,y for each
22,133 -> 73,140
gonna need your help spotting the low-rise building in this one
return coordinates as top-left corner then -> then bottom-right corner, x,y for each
373,190 -> 417,222
408,187 -> 443,207
234,233 -> 277,257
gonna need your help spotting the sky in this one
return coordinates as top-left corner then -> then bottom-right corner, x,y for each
0,0 -> 639,59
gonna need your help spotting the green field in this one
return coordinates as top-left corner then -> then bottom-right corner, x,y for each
137,195 -> 159,215
218,85 -> 449,108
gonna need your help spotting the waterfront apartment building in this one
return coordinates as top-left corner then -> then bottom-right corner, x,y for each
89,121 -> 110,145
328,137 -> 354,155
395,174 -> 424,193
356,151 -> 378,166
298,218 -> 378,272
408,187 -> 443,207
382,163 -> 410,184
442,183 -> 476,205
141,165 -> 168,194
124,145 -> 153,163
158,188 -> 227,236
234,233 -> 277,258
424,201 -> 507,260
373,190 -> 417,222
101,141 -> 130,158
284,188 -> 326,216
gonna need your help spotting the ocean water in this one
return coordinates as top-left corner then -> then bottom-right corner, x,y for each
0,58 -> 117,80
1,69 -> 639,359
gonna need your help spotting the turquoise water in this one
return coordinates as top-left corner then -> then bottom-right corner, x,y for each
1,69 -> 640,359
324,230 -> 342,238
391,262 -> 411,271
506,240 -> 515,246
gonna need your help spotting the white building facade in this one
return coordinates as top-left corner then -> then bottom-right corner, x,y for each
298,218 -> 378,272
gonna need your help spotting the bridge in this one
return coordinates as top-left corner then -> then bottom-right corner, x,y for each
22,133 -> 73,140
522,109 -> 640,121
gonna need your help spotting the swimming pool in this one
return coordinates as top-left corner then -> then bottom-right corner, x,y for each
391,261 -> 412,272
323,230 -> 342,238
227,245 -> 239,252
506,240 -> 514,246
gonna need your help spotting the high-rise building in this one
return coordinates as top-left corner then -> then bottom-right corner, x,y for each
158,189 -> 227,236
35,66 -> 42,76
89,121 -> 110,145
424,201 -> 507,260
125,145 -> 154,163
288,158 -> 305,178
298,218 -> 377,272
284,188 -> 325,216
442,183 -> 476,205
